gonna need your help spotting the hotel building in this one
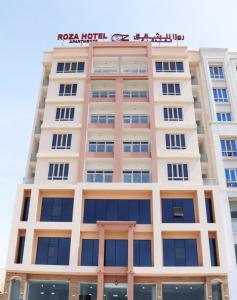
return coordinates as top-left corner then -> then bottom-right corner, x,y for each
3,41 -> 237,300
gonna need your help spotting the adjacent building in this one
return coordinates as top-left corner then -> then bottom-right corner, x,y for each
3,41 -> 237,300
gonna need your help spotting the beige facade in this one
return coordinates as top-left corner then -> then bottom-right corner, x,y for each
4,42 -> 237,300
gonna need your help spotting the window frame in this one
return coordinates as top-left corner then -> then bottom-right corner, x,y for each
55,107 -> 75,121
167,163 -> 189,181
86,170 -> 113,182
156,61 -> 184,72
165,134 -> 186,150
48,163 -> 69,180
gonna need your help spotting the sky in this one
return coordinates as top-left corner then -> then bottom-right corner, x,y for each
0,0 -> 237,269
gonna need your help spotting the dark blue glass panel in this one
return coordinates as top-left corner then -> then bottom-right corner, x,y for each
81,239 -> 99,266
134,240 -> 152,266
209,238 -> 218,266
59,84 -> 64,96
185,239 -> 198,266
163,239 -> 175,266
77,62 -> 85,72
206,198 -> 214,223
16,236 -> 25,264
40,198 -> 73,222
107,200 -> 118,221
162,199 -> 173,223
128,200 -> 139,223
21,197 -> 30,221
182,199 -> 195,223
83,200 -> 96,223
105,240 -> 128,266
156,62 -> 163,72
95,200 -> 106,221
118,200 -> 129,221
57,63 -> 64,72
139,200 -> 151,224
164,108 -> 168,120
176,62 -> 184,72
70,108 -> 75,120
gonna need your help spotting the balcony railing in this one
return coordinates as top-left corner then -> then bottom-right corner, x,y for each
222,151 -> 237,157
23,177 -> 34,184
194,101 -> 201,108
191,78 -> 198,85
200,154 -> 208,162
232,221 -> 237,232
91,90 -> 115,98
122,67 -> 147,73
123,90 -> 148,98
30,153 -> 37,161
42,79 -> 49,86
197,126 -> 204,134
203,178 -> 218,185
93,67 -> 118,73
34,126 -> 41,134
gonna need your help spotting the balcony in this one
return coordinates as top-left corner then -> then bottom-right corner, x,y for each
203,178 -> 218,185
42,79 -> 49,86
34,126 -> 41,134
30,153 -> 37,162
197,126 -> 204,134
93,67 -> 118,73
122,66 -> 148,74
200,154 -> 208,162
194,101 -> 201,109
23,177 -> 34,184
123,90 -> 148,102
226,181 -> 237,188
91,90 -> 115,102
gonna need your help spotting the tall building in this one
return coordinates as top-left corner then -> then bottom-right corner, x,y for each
3,41 -> 237,300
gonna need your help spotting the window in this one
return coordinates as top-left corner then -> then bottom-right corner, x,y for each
35,237 -> 70,265
88,141 -> 114,152
91,90 -> 115,98
212,282 -> 223,300
230,202 -> 237,232
86,170 -> 113,182
156,61 -> 184,72
164,107 -> 183,121
21,197 -> 30,221
16,236 -> 25,264
162,199 -> 195,223
220,139 -> 237,156
40,198 -> 73,222
162,284 -> 205,300
213,89 -> 228,102
59,84 -> 77,96
81,239 -> 99,266
123,141 -> 150,152
167,164 -> 188,181
28,281 -> 69,300
163,239 -> 198,266
52,134 -> 72,149
90,115 -> 115,124
123,170 -> 151,183
55,107 -> 75,121
123,115 -> 149,124
216,113 -> 232,122
105,240 -> 128,266
209,238 -> 218,266
235,244 -> 237,264
9,279 -> 21,300
134,240 -> 152,266
225,169 -> 237,187
209,66 -> 224,79
162,83 -> 181,95
123,90 -> 148,98
134,284 -> 156,300
206,198 -> 214,223
165,134 -> 186,149
56,62 -> 85,73
80,284 -> 97,300
48,163 -> 69,180
83,199 -> 151,224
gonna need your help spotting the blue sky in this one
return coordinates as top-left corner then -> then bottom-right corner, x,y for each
0,0 -> 237,268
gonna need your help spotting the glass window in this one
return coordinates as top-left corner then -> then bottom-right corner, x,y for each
16,236 -> 25,264
56,107 -> 75,121
156,61 -> 184,72
80,283 -> 97,300
225,169 -> 237,187
21,197 -> 30,221
81,239 -> 99,266
40,198 -> 73,222
167,164 -> 188,181
123,115 -> 149,124
162,83 -> 181,95
164,107 -> 183,121
83,199 -> 151,224
123,90 -> 148,98
105,240 -> 128,266
48,163 -> 69,180
123,141 -> 149,152
90,115 -> 115,124
216,113 -> 232,122
165,134 -> 186,149
134,284 -> 156,300
134,240 -> 152,266
9,279 -> 21,300
88,141 -> 114,152
27,281 -> 69,300
206,198 -> 214,223
52,134 -> 72,149
209,238 -> 218,266
209,66 -> 224,79
212,282 -> 223,300
104,284 -> 127,300
213,89 -> 228,102
162,284 -> 205,300
91,90 -> 115,98
35,237 -> 70,265
220,139 -> 237,156
59,84 -> 77,96
163,239 -> 198,266
230,201 -> 237,233
86,170 -> 113,182
162,199 -> 195,223
123,171 -> 151,183
56,62 -> 85,73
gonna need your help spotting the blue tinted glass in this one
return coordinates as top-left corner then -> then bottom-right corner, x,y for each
57,63 -> 64,73
209,238 -> 218,266
16,236 -> 25,264
105,240 -> 128,266
59,84 -> 64,96
134,240 -> 152,266
21,197 -> 30,221
162,84 -> 167,95
205,198 -> 214,223
156,62 -> 162,72
77,62 -> 85,72
81,239 -> 99,266
176,62 -> 184,72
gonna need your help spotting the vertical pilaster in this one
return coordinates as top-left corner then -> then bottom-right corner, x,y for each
97,225 -> 105,300
113,78 -> 123,182
127,225 -> 134,300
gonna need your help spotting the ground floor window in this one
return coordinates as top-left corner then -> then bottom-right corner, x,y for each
134,284 -> 156,300
80,283 -> 97,300
162,284 -> 205,300
104,283 -> 127,300
10,279 -> 20,300
212,282 -> 223,300
27,281 -> 69,300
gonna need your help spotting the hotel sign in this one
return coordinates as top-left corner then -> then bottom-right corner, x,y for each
57,33 -> 185,44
